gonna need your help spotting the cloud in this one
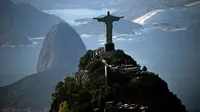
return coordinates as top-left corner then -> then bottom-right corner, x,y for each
128,38 -> 133,41
30,37 -> 45,40
98,39 -> 104,42
0,41 -> 37,49
80,34 -> 93,38
114,38 -> 126,41
99,42 -> 104,46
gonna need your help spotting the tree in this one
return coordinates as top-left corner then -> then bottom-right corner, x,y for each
59,101 -> 70,112
79,50 -> 93,69
142,66 -> 147,71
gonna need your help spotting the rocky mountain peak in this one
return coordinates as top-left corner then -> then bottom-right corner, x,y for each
37,22 -> 86,72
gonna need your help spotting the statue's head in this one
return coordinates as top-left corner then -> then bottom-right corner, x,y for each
107,11 -> 110,16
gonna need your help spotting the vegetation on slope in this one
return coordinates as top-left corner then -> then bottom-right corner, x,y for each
50,49 -> 187,112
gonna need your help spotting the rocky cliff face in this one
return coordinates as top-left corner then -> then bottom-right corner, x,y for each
37,22 -> 86,72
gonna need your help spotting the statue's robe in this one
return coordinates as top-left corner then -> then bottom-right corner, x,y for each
96,15 -> 121,44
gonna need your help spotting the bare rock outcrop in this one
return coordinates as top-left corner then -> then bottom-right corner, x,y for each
37,22 -> 86,72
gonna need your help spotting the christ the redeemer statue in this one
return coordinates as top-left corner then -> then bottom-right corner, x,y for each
93,11 -> 124,52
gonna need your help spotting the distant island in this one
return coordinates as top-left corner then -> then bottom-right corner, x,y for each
152,23 -> 187,31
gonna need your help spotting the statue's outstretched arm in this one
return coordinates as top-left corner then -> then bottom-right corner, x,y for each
112,16 -> 124,21
93,17 -> 105,22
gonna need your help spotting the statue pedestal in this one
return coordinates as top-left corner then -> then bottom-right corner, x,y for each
104,43 -> 115,52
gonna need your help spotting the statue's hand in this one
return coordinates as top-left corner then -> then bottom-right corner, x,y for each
120,16 -> 124,18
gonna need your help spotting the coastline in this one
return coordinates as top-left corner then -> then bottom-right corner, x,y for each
133,10 -> 164,25
185,0 -> 200,7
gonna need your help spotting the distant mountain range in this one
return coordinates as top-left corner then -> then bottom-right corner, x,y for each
10,0 -> 108,10
0,0 -> 63,47
113,0 -> 200,19
0,68 -> 73,111
0,0 -> 65,86
10,0 -> 200,9
10,0 -> 200,20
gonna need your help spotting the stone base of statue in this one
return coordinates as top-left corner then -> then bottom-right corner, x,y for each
104,43 -> 115,52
